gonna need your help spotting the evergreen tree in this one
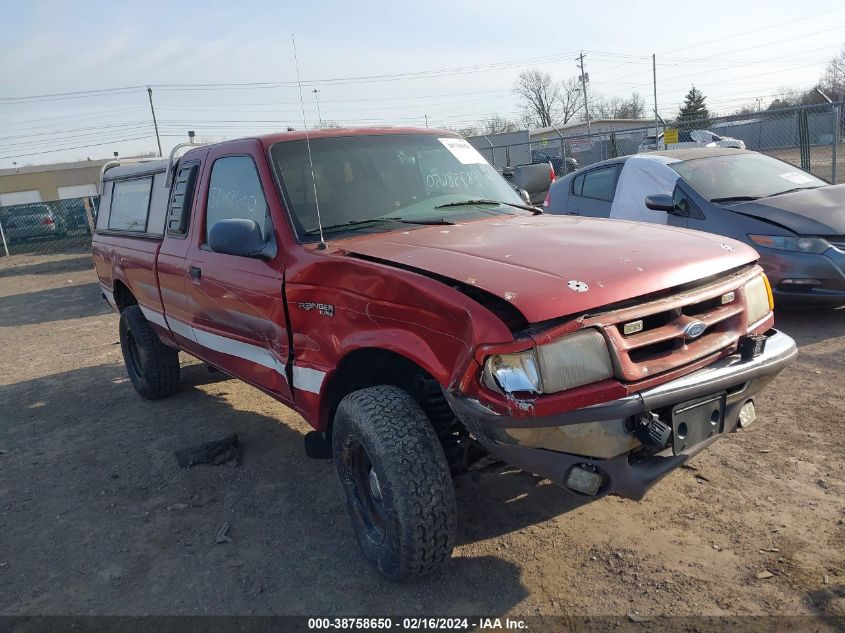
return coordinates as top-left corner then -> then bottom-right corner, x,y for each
677,85 -> 710,128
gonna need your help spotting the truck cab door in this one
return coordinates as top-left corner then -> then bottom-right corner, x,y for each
183,141 -> 292,402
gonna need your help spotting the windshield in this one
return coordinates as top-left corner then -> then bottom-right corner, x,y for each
269,134 -> 525,240
671,153 -> 827,201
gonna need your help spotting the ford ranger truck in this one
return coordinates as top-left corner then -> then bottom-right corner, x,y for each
92,128 -> 797,581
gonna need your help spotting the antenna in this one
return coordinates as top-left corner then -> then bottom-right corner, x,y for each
292,34 -> 326,250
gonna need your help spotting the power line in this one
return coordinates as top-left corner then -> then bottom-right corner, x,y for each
0,134 -> 156,160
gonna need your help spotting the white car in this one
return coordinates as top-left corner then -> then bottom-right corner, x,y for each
638,129 -> 746,153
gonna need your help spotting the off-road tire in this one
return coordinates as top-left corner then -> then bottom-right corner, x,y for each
119,305 -> 180,399
333,385 -> 456,580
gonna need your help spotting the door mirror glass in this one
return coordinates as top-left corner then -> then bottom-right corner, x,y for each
645,194 -> 676,212
208,218 -> 276,259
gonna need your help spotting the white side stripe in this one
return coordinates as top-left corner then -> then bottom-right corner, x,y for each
140,310 -> 326,394
191,326 -> 287,375
165,315 -> 197,344
292,366 -> 326,394
139,305 -> 168,329
100,284 -> 116,311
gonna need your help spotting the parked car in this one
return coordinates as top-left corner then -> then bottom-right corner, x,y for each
1,204 -> 67,243
531,149 -> 578,176
498,161 -> 554,205
544,147 -> 845,305
637,129 -> 746,153
93,129 -> 795,580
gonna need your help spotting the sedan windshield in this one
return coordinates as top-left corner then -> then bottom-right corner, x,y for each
269,134 -> 526,240
671,153 -> 827,202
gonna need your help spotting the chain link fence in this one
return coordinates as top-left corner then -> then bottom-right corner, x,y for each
0,196 -> 98,257
470,102 -> 844,184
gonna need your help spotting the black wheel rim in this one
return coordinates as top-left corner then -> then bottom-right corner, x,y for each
125,331 -> 143,380
342,437 -> 386,544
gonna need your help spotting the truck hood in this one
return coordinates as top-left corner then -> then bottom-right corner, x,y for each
726,184 -> 845,235
338,215 -> 758,323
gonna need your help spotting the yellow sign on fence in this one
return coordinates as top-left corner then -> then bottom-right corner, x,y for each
664,128 -> 679,145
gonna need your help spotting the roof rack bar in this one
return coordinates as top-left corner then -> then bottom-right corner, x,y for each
166,141 -> 206,187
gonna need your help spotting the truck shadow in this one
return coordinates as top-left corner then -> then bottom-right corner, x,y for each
0,282 -> 110,326
0,362 -> 528,615
804,584 -> 845,622
0,253 -> 92,279
455,468 -> 590,545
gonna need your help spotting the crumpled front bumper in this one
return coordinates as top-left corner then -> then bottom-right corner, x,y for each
446,329 -> 797,500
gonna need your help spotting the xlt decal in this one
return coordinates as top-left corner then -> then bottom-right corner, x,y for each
297,302 -> 334,317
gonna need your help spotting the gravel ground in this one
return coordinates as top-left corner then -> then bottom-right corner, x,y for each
0,251 -> 842,622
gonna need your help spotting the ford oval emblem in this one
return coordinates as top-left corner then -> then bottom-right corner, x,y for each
683,321 -> 707,339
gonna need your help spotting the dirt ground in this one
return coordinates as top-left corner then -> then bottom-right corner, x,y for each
0,251 -> 843,621
762,144 -> 845,184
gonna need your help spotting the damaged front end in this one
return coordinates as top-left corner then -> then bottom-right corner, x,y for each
446,266 -> 798,499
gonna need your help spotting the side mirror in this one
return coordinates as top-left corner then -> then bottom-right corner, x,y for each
645,194 -> 676,213
208,218 -> 277,259
518,188 -> 531,205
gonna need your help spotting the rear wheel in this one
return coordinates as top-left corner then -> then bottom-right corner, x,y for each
332,385 -> 456,580
119,305 -> 179,399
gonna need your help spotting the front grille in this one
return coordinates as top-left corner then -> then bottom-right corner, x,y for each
584,267 -> 759,382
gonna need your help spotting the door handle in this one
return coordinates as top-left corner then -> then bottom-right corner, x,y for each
189,266 -> 201,282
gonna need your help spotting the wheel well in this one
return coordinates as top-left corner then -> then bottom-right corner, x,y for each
323,349 -> 424,427
112,280 -> 137,312
322,348 -> 483,473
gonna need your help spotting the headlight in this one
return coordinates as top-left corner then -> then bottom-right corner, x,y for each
748,235 -> 831,254
483,351 -> 541,393
483,329 -> 614,395
744,274 -> 774,325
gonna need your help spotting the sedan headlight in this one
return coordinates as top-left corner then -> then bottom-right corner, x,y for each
748,235 -> 831,254
744,274 -> 774,325
483,329 -> 614,395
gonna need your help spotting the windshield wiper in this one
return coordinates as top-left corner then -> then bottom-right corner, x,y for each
434,198 -> 542,214
711,196 -> 760,203
379,217 -> 455,225
767,186 -> 822,198
304,215 -> 455,236
304,218 -> 391,235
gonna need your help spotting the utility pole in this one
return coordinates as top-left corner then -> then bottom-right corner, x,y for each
147,86 -> 162,157
312,89 -> 323,128
425,114 -> 429,128
756,97 -> 763,113
577,52 -> 591,135
652,54 -> 659,142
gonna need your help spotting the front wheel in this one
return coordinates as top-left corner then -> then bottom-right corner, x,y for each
119,305 -> 180,399
332,385 -> 456,580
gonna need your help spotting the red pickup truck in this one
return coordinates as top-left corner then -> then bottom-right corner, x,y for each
93,127 -> 796,580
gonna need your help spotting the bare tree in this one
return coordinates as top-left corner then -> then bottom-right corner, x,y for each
559,78 -> 584,124
820,45 -> 845,101
514,69 -> 561,128
589,92 -> 645,120
482,115 -> 519,134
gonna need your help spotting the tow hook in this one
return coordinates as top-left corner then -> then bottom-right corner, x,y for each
634,412 -> 672,448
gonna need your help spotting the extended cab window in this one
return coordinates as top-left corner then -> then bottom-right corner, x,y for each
205,156 -> 270,241
577,166 -> 618,201
108,178 -> 152,232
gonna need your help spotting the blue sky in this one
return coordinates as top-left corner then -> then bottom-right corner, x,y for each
1,0 -> 843,167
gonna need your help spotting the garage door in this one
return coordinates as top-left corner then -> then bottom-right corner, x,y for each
57,184 -> 98,200
0,190 -> 42,206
